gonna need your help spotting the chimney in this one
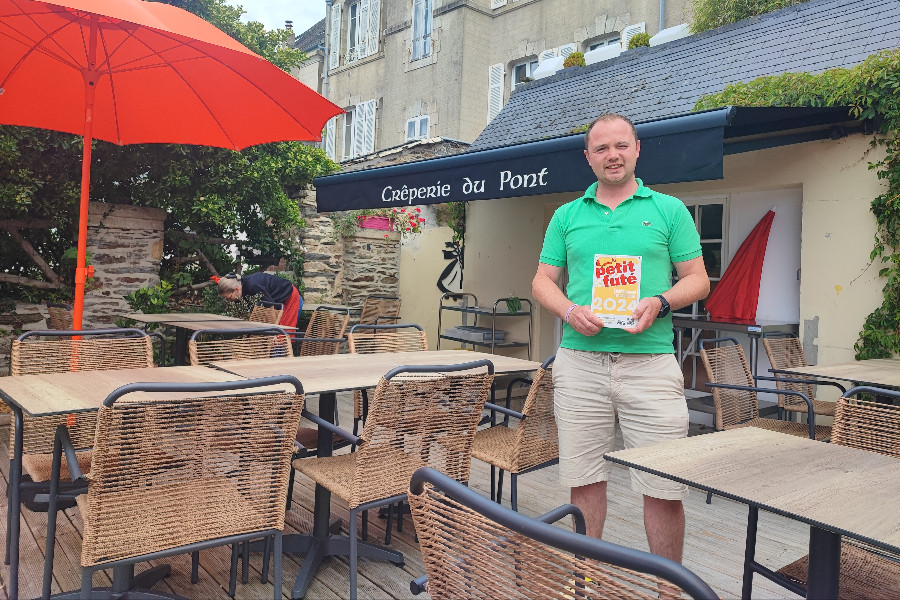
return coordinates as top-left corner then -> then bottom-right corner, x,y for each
284,20 -> 295,46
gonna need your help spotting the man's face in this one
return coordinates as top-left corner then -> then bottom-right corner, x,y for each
583,119 -> 640,187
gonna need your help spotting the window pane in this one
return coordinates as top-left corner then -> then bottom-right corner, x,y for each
684,204 -> 697,224
406,120 -> 416,141
700,204 -> 723,239
589,42 -> 601,51
419,117 -> 429,137
514,64 -> 526,83
348,4 -> 357,52
608,37 -> 620,46
701,242 -> 722,278
344,111 -> 354,157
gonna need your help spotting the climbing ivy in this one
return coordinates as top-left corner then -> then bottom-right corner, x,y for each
694,48 -> 900,359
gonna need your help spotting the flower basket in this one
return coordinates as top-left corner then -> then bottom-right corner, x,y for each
357,215 -> 393,230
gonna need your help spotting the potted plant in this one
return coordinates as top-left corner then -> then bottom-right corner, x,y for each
357,212 -> 393,230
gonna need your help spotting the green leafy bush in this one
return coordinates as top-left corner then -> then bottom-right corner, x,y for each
563,52 -> 586,68
690,0 -> 810,34
627,33 -> 650,50
124,281 -> 175,315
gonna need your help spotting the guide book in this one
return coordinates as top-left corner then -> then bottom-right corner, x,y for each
591,254 -> 642,329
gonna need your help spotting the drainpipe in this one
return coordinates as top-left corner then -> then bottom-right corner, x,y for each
323,0 -> 334,100
659,0 -> 665,32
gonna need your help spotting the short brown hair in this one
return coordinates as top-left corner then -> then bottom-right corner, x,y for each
583,113 -> 639,149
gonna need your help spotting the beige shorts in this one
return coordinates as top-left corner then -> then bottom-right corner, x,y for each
553,347 -> 689,500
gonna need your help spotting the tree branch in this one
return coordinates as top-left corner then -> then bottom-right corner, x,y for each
166,230 -> 239,245
172,251 -> 219,276
0,273 -> 62,289
1,226 -> 61,285
0,219 -> 56,230
171,280 -> 215,296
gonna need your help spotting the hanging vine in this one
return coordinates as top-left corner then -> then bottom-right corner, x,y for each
694,48 -> 900,359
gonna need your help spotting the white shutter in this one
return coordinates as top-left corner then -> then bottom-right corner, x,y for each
558,43 -> 577,57
621,22 -> 646,49
367,0 -> 380,56
411,0 -> 424,61
538,47 -> 558,63
490,0 -> 507,8
356,0 -> 370,58
487,63 -> 504,124
363,99 -> 376,154
329,3 -> 341,69
325,117 -> 336,160
353,104 -> 366,158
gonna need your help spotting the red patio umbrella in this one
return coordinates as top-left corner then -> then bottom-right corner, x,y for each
0,0 -> 342,329
705,209 -> 775,322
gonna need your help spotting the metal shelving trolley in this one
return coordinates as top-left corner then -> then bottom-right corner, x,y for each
437,293 -> 533,359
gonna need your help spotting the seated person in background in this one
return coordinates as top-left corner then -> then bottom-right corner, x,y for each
217,271 -> 302,328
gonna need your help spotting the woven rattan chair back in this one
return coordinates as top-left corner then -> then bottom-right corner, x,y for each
10,331 -> 155,456
188,329 -> 292,366
350,367 -> 493,508
763,337 -> 816,410
359,295 -> 401,325
410,476 -> 705,600
831,396 -> 900,458
299,308 -> 349,356
348,325 -> 428,354
46,304 -> 73,330
511,365 -> 557,472
248,304 -> 284,325
700,343 -> 759,430
80,387 -> 305,567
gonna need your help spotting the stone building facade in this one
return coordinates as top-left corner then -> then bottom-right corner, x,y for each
295,0 -> 690,163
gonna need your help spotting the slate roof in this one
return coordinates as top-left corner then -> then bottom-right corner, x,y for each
294,18 -> 326,53
469,0 -> 900,151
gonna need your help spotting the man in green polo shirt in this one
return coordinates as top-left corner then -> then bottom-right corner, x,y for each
532,113 -> 709,564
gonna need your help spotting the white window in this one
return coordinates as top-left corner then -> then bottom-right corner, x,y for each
589,37 -> 620,51
342,99 -> 376,160
558,43 -> 577,58
347,2 -> 360,61
329,3 -> 342,69
487,63 -> 504,124
490,0 -> 507,8
512,60 -> 538,89
411,0 -> 433,61
345,0 -> 380,64
405,115 -> 430,141
342,111 -> 354,160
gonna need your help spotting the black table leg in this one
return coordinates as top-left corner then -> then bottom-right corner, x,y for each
806,527 -> 841,600
174,327 -> 187,366
8,406 -> 23,599
741,506 -> 758,600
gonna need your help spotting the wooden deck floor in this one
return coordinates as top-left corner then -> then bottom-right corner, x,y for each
0,393 -> 808,599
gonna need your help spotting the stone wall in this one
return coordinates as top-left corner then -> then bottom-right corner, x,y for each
84,202 -> 166,327
342,228 -> 402,307
298,187 -> 344,302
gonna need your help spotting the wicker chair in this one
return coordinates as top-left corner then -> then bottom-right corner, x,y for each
763,336 -> 846,418
188,326 -> 292,366
248,302 -> 284,325
42,376 -> 305,600
471,355 -> 557,512
45,302 -> 73,330
699,338 -> 831,441
358,295 -> 401,325
407,467 -> 718,600
293,360 -> 495,599
774,387 -> 900,599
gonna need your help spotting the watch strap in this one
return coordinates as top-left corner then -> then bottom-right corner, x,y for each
655,294 -> 671,318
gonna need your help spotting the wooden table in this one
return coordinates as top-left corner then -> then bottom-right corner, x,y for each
213,350 -> 541,600
301,304 -> 355,313
773,358 -> 900,388
0,366 -> 288,599
124,312 -> 242,323
605,428 -> 900,600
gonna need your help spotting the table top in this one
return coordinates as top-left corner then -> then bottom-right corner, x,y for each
173,320 -> 297,332
212,350 -> 541,395
605,428 -> 900,553
302,304 -> 355,313
672,314 -> 799,334
774,359 -> 900,387
0,366 -> 289,417
125,312 -> 242,323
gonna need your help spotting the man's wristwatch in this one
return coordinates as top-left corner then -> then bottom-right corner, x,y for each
654,294 -> 671,318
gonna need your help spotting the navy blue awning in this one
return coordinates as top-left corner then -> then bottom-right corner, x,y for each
314,106 -> 853,212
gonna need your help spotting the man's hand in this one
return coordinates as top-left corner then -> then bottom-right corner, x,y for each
625,296 -> 662,334
568,305 -> 603,336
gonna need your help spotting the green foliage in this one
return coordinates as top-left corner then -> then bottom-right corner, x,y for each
200,285 -> 261,319
0,0 -> 340,299
505,296 -> 521,315
328,208 -> 425,240
435,202 -> 467,243
563,52 -> 586,69
0,297 -> 16,314
690,0 -> 810,34
124,281 -> 176,315
627,33 -> 650,50
694,48 -> 900,359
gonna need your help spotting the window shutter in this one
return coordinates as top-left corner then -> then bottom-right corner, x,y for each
621,22 -> 646,49
353,104 -> 366,158
487,63 -> 504,124
490,0 -> 507,8
325,117 -> 336,160
538,47 -> 558,63
356,0 -> 370,58
367,0 -> 380,56
363,100 -> 376,154
329,3 -> 341,69
558,43 -> 577,57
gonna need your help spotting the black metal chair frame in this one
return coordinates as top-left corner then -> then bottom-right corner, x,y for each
407,467 -> 718,599
360,295 -> 402,325
41,376 -> 303,600
477,355 -> 557,512
292,306 -> 350,354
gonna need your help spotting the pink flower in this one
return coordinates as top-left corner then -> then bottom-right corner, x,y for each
415,208 -> 421,212
418,217 -> 425,222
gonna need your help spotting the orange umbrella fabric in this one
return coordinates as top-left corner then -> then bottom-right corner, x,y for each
705,210 -> 775,322
0,0 -> 342,328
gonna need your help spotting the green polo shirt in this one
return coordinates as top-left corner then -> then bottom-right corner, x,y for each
540,179 -> 701,354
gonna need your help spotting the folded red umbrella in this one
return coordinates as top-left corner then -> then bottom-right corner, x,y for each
0,0 -> 343,329
705,210 -> 775,322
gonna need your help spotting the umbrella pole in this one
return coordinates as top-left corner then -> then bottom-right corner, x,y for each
72,15 -> 98,332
